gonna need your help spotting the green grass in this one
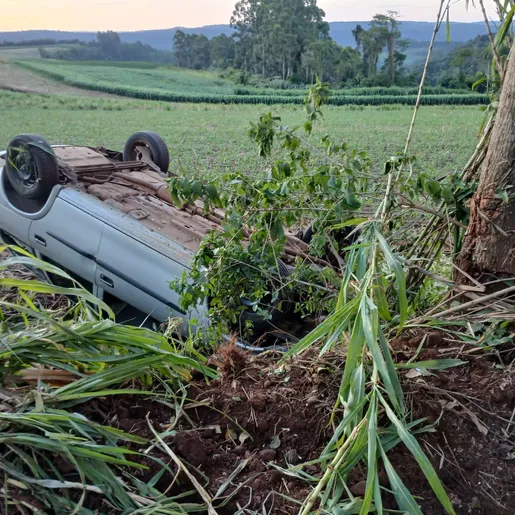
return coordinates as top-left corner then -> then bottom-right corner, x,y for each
0,90 -> 482,180
17,60 -> 488,106
20,59 -> 240,96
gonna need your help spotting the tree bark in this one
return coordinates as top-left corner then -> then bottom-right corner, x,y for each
457,39 -> 515,280
388,38 -> 395,85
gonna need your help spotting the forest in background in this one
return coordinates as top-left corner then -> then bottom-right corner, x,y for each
1,0 -> 497,91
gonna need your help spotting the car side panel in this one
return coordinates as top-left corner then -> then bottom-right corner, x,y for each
0,175 -> 31,243
28,197 -> 102,284
0,202 -> 31,244
96,224 -> 208,328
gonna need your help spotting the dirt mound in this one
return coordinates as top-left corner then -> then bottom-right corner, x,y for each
390,330 -> 515,514
78,334 -> 515,514
81,347 -> 343,512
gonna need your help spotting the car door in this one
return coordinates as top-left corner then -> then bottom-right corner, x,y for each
28,194 -> 103,288
95,223 -> 207,328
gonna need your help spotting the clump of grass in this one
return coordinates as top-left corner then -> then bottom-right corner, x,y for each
0,247 -> 215,514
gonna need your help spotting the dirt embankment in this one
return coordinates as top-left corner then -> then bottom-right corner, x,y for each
80,334 -> 515,514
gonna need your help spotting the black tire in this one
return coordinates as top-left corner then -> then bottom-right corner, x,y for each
303,223 -> 360,249
302,225 -> 314,244
5,134 -> 59,200
240,259 -> 292,331
123,131 -> 170,173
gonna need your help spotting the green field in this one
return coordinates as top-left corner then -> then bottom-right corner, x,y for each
17,60 -> 488,106
17,60 -> 243,95
0,90 -> 483,180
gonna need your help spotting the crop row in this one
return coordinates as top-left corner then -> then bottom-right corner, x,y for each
234,85 -> 475,97
18,61 -> 489,106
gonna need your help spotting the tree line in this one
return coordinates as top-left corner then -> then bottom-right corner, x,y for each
0,38 -> 82,48
422,35 -> 493,91
173,2 -> 412,87
40,31 -> 174,63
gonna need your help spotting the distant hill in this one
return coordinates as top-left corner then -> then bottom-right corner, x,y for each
0,21 -> 489,50
329,21 -> 488,47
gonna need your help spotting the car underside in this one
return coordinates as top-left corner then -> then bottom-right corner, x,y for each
0,132 -> 323,350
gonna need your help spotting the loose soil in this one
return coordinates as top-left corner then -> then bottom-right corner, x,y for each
79,333 -> 515,514
390,330 -> 515,514
81,347 -> 344,513
2,254 -> 514,513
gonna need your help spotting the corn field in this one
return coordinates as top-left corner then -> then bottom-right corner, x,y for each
17,61 -> 489,106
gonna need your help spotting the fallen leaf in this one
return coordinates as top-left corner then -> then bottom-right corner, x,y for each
239,432 -> 251,444
268,434 -> 281,449
465,410 -> 488,436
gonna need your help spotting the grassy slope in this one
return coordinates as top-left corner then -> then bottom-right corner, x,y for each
0,61 -> 126,98
19,60 -> 241,96
0,45 -> 81,62
0,91 -> 482,179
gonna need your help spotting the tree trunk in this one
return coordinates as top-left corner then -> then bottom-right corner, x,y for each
388,38 -> 395,84
457,40 -> 515,280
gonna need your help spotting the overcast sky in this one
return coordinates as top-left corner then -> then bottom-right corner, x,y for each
2,0 -> 498,32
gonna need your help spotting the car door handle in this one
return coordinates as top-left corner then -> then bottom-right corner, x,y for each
100,274 -> 114,288
34,235 -> 47,247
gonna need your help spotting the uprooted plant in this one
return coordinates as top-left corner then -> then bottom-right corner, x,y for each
167,82 -> 470,511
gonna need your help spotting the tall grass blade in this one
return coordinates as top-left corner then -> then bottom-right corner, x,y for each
378,392 -> 455,514
361,297 -> 403,414
374,228 -> 408,327
379,443 -> 424,514
359,392 -> 378,515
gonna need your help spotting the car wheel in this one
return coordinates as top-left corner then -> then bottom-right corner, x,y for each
5,134 -> 59,200
303,223 -> 360,250
123,131 -> 170,173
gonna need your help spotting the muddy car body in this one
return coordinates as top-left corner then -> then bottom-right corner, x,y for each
0,133 -> 309,337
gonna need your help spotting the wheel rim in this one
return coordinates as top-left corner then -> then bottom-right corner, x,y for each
132,142 -> 153,164
11,146 -> 38,186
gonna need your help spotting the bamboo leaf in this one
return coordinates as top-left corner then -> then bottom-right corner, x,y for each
494,4 -> 515,49
372,278 -> 392,322
0,278 -> 114,318
323,396 -> 368,456
339,316 -> 365,396
282,295 -> 361,359
378,392 -> 456,514
359,393 -> 378,515
379,443 -> 424,514
375,228 -> 408,327
378,330 -> 404,414
361,297 -> 403,414
331,218 -> 369,230
396,359 -> 467,370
